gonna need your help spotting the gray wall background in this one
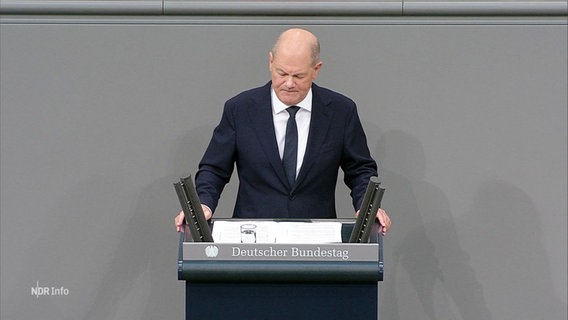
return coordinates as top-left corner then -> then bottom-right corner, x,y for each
1,4 -> 567,320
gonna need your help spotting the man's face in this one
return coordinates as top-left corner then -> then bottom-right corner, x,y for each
269,51 -> 322,106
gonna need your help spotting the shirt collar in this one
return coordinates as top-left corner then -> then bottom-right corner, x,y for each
271,88 -> 313,115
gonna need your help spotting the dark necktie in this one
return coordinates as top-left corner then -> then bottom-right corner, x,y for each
283,106 -> 300,187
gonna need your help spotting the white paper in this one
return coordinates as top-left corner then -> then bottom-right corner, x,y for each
212,221 -> 278,243
274,222 -> 342,243
212,221 -> 343,244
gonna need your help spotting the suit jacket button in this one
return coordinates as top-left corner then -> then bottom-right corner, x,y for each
289,194 -> 295,200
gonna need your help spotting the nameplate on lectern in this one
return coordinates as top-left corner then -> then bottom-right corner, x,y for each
182,242 -> 378,262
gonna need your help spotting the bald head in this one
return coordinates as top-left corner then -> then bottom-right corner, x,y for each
271,28 -> 321,67
268,28 -> 323,106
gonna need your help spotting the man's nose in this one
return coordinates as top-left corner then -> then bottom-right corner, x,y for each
285,76 -> 295,88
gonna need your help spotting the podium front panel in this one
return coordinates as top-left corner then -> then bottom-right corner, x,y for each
178,219 -> 383,320
185,282 -> 377,319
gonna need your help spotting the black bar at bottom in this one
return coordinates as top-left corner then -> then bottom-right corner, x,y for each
180,260 -> 380,283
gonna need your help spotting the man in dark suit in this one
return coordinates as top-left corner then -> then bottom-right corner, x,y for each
176,28 -> 391,235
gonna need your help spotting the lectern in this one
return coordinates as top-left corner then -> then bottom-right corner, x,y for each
178,218 -> 383,319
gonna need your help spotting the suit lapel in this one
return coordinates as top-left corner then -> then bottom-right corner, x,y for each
248,83 -> 289,187
294,85 -> 333,190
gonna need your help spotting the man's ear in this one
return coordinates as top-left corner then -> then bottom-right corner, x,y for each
268,51 -> 274,71
312,61 -> 323,79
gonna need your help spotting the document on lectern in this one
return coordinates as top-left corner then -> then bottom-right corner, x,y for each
211,221 -> 342,244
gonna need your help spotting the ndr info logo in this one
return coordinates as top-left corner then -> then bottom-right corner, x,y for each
31,281 -> 70,298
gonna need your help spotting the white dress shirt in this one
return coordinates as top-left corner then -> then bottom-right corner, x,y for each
271,88 -> 312,179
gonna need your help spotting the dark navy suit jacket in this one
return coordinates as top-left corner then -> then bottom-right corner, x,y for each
195,82 -> 377,219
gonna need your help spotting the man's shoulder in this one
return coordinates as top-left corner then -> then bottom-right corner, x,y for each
312,83 -> 356,107
227,82 -> 271,105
